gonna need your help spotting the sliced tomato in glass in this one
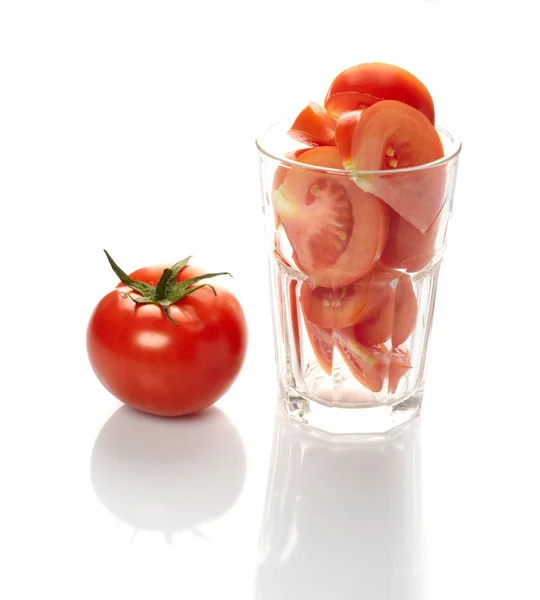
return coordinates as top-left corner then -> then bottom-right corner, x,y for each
346,100 -> 445,233
350,270 -> 418,346
272,149 -> 310,191
324,62 -> 435,124
389,345 -> 412,394
380,208 -> 442,272
335,109 -> 363,170
288,101 -> 337,147
273,146 -> 389,288
304,319 -> 334,375
334,332 -> 389,393
299,268 -> 396,330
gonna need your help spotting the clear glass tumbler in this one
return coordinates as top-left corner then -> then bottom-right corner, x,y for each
257,119 -> 461,434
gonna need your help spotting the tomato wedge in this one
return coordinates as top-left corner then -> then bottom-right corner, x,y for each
334,332 -> 389,393
335,109 -> 363,170
350,270 -> 418,346
272,149 -> 310,191
324,62 -> 435,124
273,146 -> 389,287
389,345 -> 412,394
380,208 -> 442,272
346,100 -> 445,233
300,268 -> 396,330
304,319 -> 334,375
288,101 -> 337,147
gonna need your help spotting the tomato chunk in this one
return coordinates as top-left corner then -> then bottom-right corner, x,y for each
334,332 -> 389,393
304,319 -> 334,375
380,209 -> 442,272
274,146 -> 389,287
389,345 -> 412,394
300,268 -> 396,330
346,100 -> 445,233
324,62 -> 435,124
288,101 -> 337,147
335,109 -> 363,170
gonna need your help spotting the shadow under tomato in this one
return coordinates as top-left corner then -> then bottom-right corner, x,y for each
90,405 -> 246,543
254,402 -> 422,600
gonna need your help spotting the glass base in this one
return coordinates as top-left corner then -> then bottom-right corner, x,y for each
283,388 -> 423,435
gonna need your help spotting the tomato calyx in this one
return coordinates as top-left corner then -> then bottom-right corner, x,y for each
104,250 -> 231,325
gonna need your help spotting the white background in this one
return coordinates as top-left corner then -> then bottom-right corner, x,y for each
1,1 -> 539,598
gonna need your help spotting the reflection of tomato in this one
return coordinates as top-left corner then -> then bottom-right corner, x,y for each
300,269 -> 396,330
380,208 -> 442,272
334,332 -> 389,393
351,271 -> 417,346
304,319 -> 333,375
324,62 -> 435,124
335,109 -> 363,169
87,259 -> 248,416
273,146 -> 389,287
346,100 -> 445,233
288,101 -> 337,147
389,346 -> 411,394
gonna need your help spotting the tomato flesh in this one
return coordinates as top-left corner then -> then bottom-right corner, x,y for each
335,109 -> 363,170
324,62 -> 435,124
334,332 -> 389,393
347,100 -> 445,233
380,208 -> 442,272
304,319 -> 334,375
300,268 -> 396,330
350,270 -> 418,347
87,265 -> 248,417
273,149 -> 310,191
288,101 -> 337,147
389,345 -> 412,394
274,146 -> 389,287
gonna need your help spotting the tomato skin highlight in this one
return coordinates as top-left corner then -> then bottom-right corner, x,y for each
288,101 -> 337,146
87,265 -> 248,417
325,62 -> 435,124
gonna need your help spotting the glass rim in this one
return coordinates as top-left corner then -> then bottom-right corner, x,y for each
256,118 -> 462,176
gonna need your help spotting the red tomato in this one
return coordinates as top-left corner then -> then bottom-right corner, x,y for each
380,208 -> 442,272
87,259 -> 248,417
272,149 -> 310,191
389,345 -> 412,394
288,101 -> 337,147
300,268 -> 396,330
351,270 -> 418,347
304,319 -> 334,375
273,146 -> 389,287
347,100 -> 445,233
335,109 -> 363,169
334,332 -> 389,393
324,62 -> 435,124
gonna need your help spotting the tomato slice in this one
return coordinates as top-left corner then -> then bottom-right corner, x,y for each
274,146 -> 389,288
300,268 -> 396,330
324,62 -> 435,124
335,109 -> 363,170
272,149 -> 310,191
350,270 -> 418,347
389,345 -> 412,394
380,208 -> 442,272
347,100 -> 445,233
304,319 -> 333,375
288,101 -> 337,147
334,332 -> 389,393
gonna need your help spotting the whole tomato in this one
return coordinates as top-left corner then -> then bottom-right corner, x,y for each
87,252 -> 248,416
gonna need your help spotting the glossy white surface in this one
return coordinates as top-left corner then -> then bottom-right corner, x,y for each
1,1 -> 539,598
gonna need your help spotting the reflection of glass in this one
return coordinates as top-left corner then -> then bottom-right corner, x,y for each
91,406 -> 246,543
257,119 -> 460,434
255,402 -> 421,599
